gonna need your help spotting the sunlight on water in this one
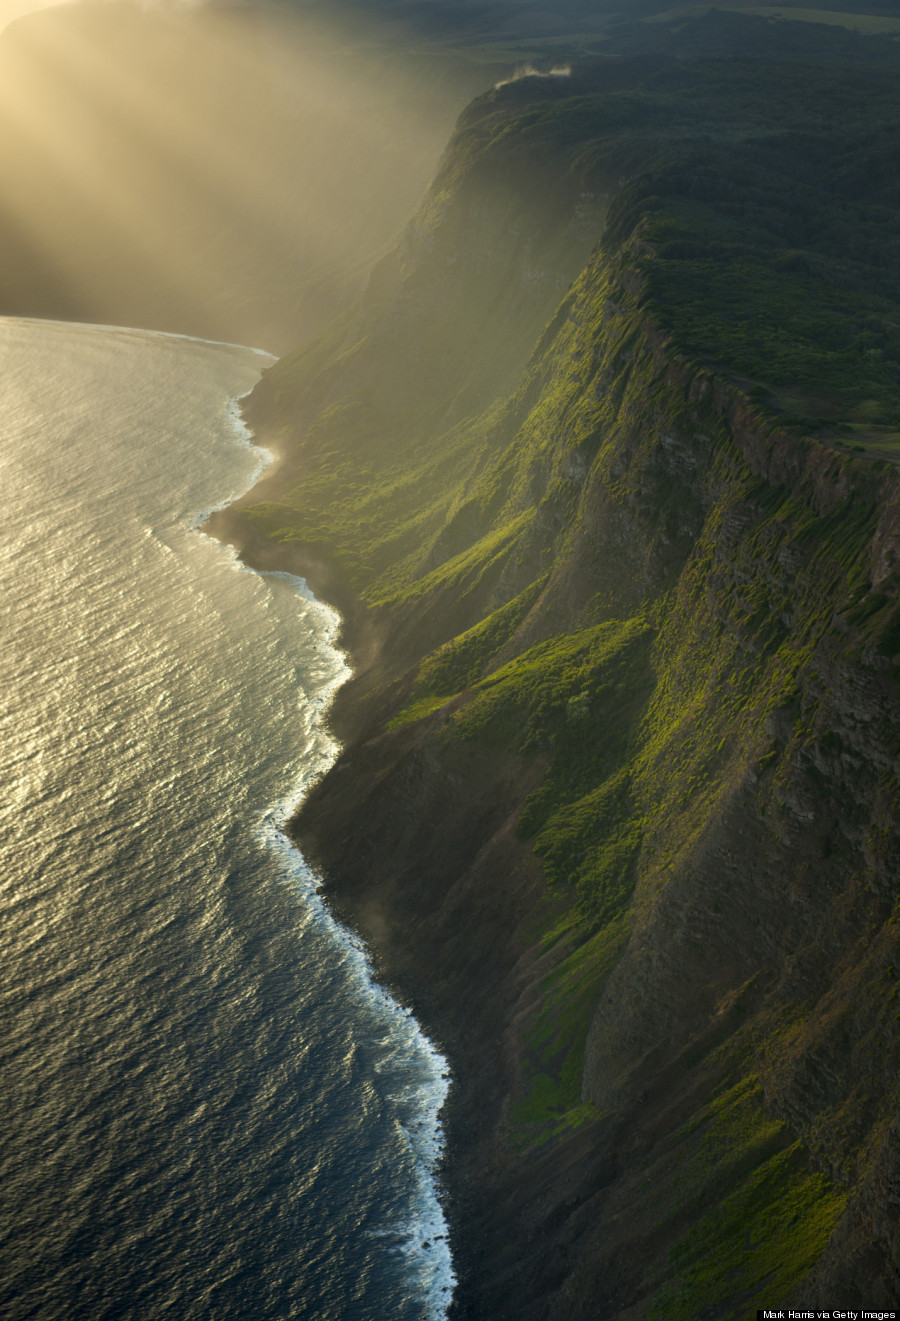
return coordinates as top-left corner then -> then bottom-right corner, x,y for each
0,317 -> 453,1320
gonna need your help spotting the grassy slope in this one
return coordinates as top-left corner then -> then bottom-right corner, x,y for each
235,19 -> 900,1316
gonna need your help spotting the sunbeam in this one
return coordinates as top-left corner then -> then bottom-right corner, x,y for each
0,0 -> 488,349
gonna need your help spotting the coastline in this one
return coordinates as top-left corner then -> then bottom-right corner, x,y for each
2,317 -> 470,1319
205,394 -> 460,1319
204,405 -> 561,1321
198,24 -> 900,1311
203,294 -> 900,1320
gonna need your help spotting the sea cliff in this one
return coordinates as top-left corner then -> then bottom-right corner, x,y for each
210,24 -> 900,1317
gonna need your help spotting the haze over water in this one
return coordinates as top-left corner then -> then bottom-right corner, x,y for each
0,318 -> 452,1319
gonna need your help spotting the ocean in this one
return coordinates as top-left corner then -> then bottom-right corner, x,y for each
0,318 -> 453,1320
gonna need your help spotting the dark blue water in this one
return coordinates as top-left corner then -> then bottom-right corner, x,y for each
0,319 -> 453,1320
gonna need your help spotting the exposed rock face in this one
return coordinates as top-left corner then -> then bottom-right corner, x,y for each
216,51 -> 900,1321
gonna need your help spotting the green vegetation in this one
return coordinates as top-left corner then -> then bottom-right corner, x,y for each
395,615 -> 655,924
647,1080 -> 846,1320
487,54 -> 900,437
238,14 -> 900,1315
511,915 -> 628,1138
415,577 -> 549,696
637,142 -> 900,429
437,618 -> 654,921
650,4 -> 900,33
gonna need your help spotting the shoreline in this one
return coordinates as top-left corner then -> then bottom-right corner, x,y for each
5,314 -> 277,358
205,471 -> 542,1321
205,389 -> 459,1319
2,316 -> 467,1319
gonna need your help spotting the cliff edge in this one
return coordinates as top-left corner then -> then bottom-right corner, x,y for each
209,18 -> 900,1317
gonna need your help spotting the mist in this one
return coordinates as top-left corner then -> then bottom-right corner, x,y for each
0,0 -> 498,351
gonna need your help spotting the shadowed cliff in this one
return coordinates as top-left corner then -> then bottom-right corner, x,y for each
211,14 -> 900,1318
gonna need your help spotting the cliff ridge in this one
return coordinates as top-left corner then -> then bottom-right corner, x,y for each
210,25 -> 900,1317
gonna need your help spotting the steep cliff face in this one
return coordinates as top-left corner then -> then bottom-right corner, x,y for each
214,33 -> 900,1320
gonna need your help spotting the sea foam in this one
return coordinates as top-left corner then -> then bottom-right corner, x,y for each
216,393 -> 457,1319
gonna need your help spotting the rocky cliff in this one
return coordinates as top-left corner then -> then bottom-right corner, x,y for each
211,24 -> 900,1318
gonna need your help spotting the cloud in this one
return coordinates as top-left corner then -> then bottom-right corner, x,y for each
494,63 -> 571,88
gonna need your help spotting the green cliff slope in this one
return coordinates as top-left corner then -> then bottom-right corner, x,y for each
212,18 -> 900,1318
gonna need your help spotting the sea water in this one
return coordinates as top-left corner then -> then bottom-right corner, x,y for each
0,318 -> 453,1319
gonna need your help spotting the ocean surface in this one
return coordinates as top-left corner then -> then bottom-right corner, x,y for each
0,318 -> 453,1320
